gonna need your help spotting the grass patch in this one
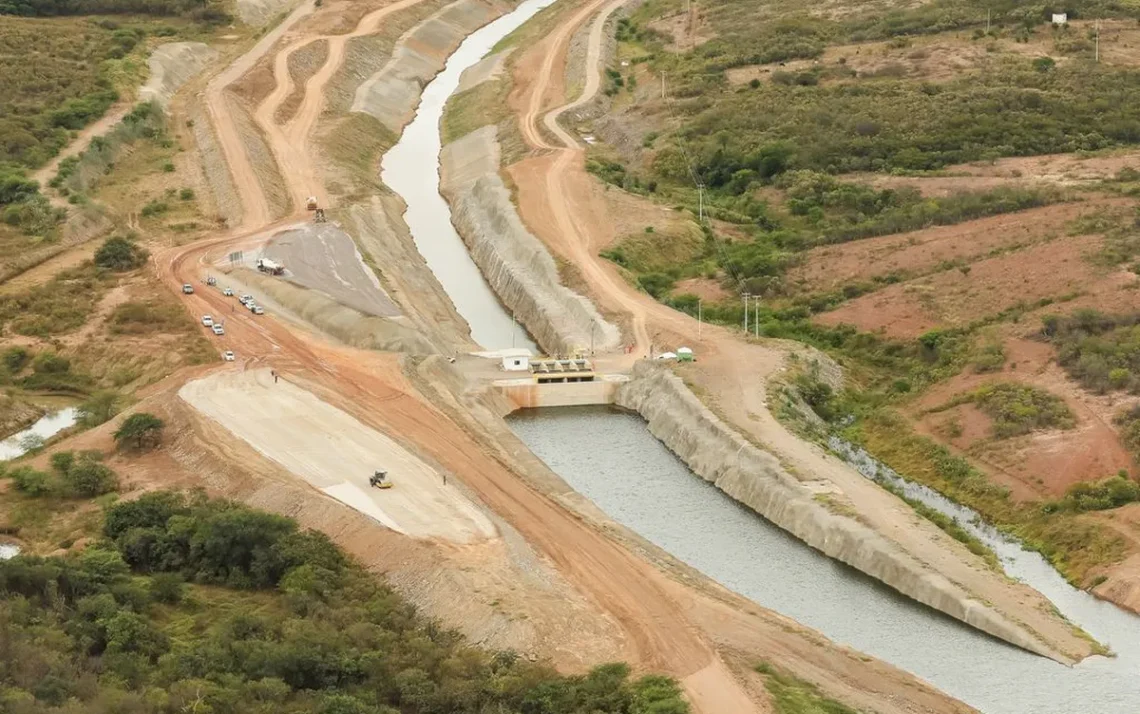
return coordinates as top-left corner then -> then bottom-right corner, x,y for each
848,410 -> 1129,586
0,261 -> 113,337
319,112 -> 396,199
441,77 -> 510,144
755,662 -> 858,714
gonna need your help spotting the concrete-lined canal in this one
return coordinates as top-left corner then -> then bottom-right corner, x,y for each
381,0 -> 547,351
381,0 -> 1140,709
509,406 -> 1140,714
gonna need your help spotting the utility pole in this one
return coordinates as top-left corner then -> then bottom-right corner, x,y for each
698,183 -> 705,223
1096,19 -> 1100,63
661,72 -> 666,99
742,293 -> 750,333
754,295 -> 760,337
986,9 -> 990,33
697,298 -> 702,340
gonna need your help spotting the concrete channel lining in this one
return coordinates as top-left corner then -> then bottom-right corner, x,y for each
441,125 -> 622,356
179,368 -> 497,544
351,0 -> 502,131
614,361 -> 1069,663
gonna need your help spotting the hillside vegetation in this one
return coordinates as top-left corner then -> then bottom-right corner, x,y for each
0,490 -> 690,714
578,0 -> 1140,590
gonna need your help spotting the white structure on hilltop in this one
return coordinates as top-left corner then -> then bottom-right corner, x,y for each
1052,13 -> 1068,25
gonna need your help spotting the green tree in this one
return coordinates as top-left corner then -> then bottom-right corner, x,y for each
113,412 -> 164,452
94,236 -> 148,271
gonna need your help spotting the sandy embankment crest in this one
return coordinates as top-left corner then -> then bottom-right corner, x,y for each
179,368 -> 497,544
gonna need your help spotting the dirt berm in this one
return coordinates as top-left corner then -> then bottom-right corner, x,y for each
351,0 -> 502,131
238,269 -> 438,353
615,361 -> 1071,663
139,42 -> 218,108
441,125 -> 621,355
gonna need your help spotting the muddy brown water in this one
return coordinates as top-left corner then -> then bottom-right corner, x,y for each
509,406 -> 1140,714
381,0 -> 553,351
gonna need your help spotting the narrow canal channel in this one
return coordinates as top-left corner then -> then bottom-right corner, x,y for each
380,1 -> 1140,709
509,406 -> 1140,714
380,0 -> 548,351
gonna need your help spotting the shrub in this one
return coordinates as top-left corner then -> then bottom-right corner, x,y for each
50,450 -> 75,475
9,466 -> 52,496
961,383 -> 1076,438
2,345 -> 29,372
94,235 -> 148,271
178,187 -> 194,200
78,390 -> 122,427
62,455 -> 118,497
1047,474 -> 1140,513
32,352 -> 70,374
113,412 -> 164,452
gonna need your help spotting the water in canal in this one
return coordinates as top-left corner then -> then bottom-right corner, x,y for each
509,406 -> 1140,714
381,0 -> 548,351
0,407 -> 78,461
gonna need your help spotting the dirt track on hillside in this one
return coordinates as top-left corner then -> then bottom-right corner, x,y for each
505,0 -> 1096,670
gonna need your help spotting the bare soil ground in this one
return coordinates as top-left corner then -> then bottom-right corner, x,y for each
910,336 -> 1134,500
816,233 -> 1112,339
789,199 -> 1124,293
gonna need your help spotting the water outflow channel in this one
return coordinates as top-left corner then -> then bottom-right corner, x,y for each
379,1 -> 1139,710
381,0 -> 550,351
509,407 -> 1140,714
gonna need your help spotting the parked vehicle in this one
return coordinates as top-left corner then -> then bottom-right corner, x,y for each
252,306 -> 265,315
182,284 -> 194,294
212,324 -> 225,336
222,350 -> 235,361
206,276 -> 217,286
201,315 -> 214,327
223,288 -> 234,297
369,470 -> 393,489
239,294 -> 253,305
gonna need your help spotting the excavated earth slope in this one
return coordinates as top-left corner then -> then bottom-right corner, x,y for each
616,361 -> 1073,663
440,125 -> 620,355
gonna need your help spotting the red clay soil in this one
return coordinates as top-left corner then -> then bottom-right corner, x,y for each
790,199 -> 1128,293
816,233 -> 1108,339
674,277 -> 732,302
910,336 -> 1134,499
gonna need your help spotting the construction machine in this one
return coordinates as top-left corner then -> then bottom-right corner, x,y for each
306,196 -> 318,211
369,470 -> 393,489
314,208 -> 326,223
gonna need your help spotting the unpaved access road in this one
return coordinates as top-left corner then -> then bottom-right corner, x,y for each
506,0 -> 1094,665
179,367 -> 496,543
263,223 -> 401,317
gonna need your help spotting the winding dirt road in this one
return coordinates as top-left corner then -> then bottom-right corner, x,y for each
159,1 -> 764,710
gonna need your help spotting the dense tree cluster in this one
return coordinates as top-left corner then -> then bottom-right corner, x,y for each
0,492 -> 691,713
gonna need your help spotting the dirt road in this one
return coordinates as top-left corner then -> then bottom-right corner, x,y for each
505,0 -> 1095,666
32,103 -> 133,203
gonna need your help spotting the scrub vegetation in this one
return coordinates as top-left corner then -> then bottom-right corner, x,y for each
583,0 -> 1140,590
755,662 -> 857,714
0,490 -> 691,714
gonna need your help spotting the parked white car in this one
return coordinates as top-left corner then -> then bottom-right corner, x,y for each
223,288 -> 234,297
201,315 -> 214,327
222,350 -> 235,361
212,324 -> 225,336
239,294 -> 253,305
252,305 -> 265,315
